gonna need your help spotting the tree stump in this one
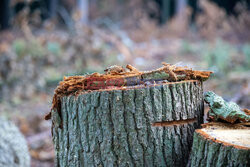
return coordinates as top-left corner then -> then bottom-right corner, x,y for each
48,64 -> 212,167
188,123 -> 250,167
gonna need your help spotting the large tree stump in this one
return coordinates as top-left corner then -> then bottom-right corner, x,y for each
51,80 -> 204,167
48,64 -> 212,167
188,123 -> 250,167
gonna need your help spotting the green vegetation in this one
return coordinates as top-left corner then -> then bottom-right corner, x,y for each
202,39 -> 249,76
242,44 -> 250,69
203,39 -> 233,76
13,39 -> 46,58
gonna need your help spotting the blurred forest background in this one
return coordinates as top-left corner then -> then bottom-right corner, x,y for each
0,0 -> 249,166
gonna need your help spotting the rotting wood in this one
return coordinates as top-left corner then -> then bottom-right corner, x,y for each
204,91 -> 250,123
45,63 -> 212,120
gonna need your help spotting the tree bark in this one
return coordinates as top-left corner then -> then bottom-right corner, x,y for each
0,118 -> 30,167
52,80 -> 204,167
188,125 -> 250,167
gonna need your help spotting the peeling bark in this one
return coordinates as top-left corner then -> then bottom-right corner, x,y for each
46,63 -> 212,121
52,80 -> 204,167
204,91 -> 250,123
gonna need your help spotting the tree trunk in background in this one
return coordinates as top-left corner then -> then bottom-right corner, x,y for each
0,0 -> 10,30
48,0 -> 58,18
161,0 -> 170,24
52,80 -> 204,167
176,0 -> 187,14
188,126 -> 250,167
78,0 -> 89,24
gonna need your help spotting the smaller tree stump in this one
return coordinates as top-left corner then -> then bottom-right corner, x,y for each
188,123 -> 250,167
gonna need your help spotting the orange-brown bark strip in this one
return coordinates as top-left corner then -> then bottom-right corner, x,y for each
152,118 -> 197,127
243,109 -> 250,115
54,63 -> 212,97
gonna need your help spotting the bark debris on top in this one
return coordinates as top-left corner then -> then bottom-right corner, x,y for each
45,63 -> 212,120
55,62 -> 212,96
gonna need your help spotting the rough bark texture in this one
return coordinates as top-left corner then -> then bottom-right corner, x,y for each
0,118 -> 30,167
204,91 -> 250,123
52,80 -> 204,167
188,130 -> 250,167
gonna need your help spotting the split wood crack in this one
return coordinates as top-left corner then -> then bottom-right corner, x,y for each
152,118 -> 197,127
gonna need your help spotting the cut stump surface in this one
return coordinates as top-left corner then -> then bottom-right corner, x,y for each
188,123 -> 250,167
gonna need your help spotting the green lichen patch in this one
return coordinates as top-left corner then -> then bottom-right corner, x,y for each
204,91 -> 250,123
